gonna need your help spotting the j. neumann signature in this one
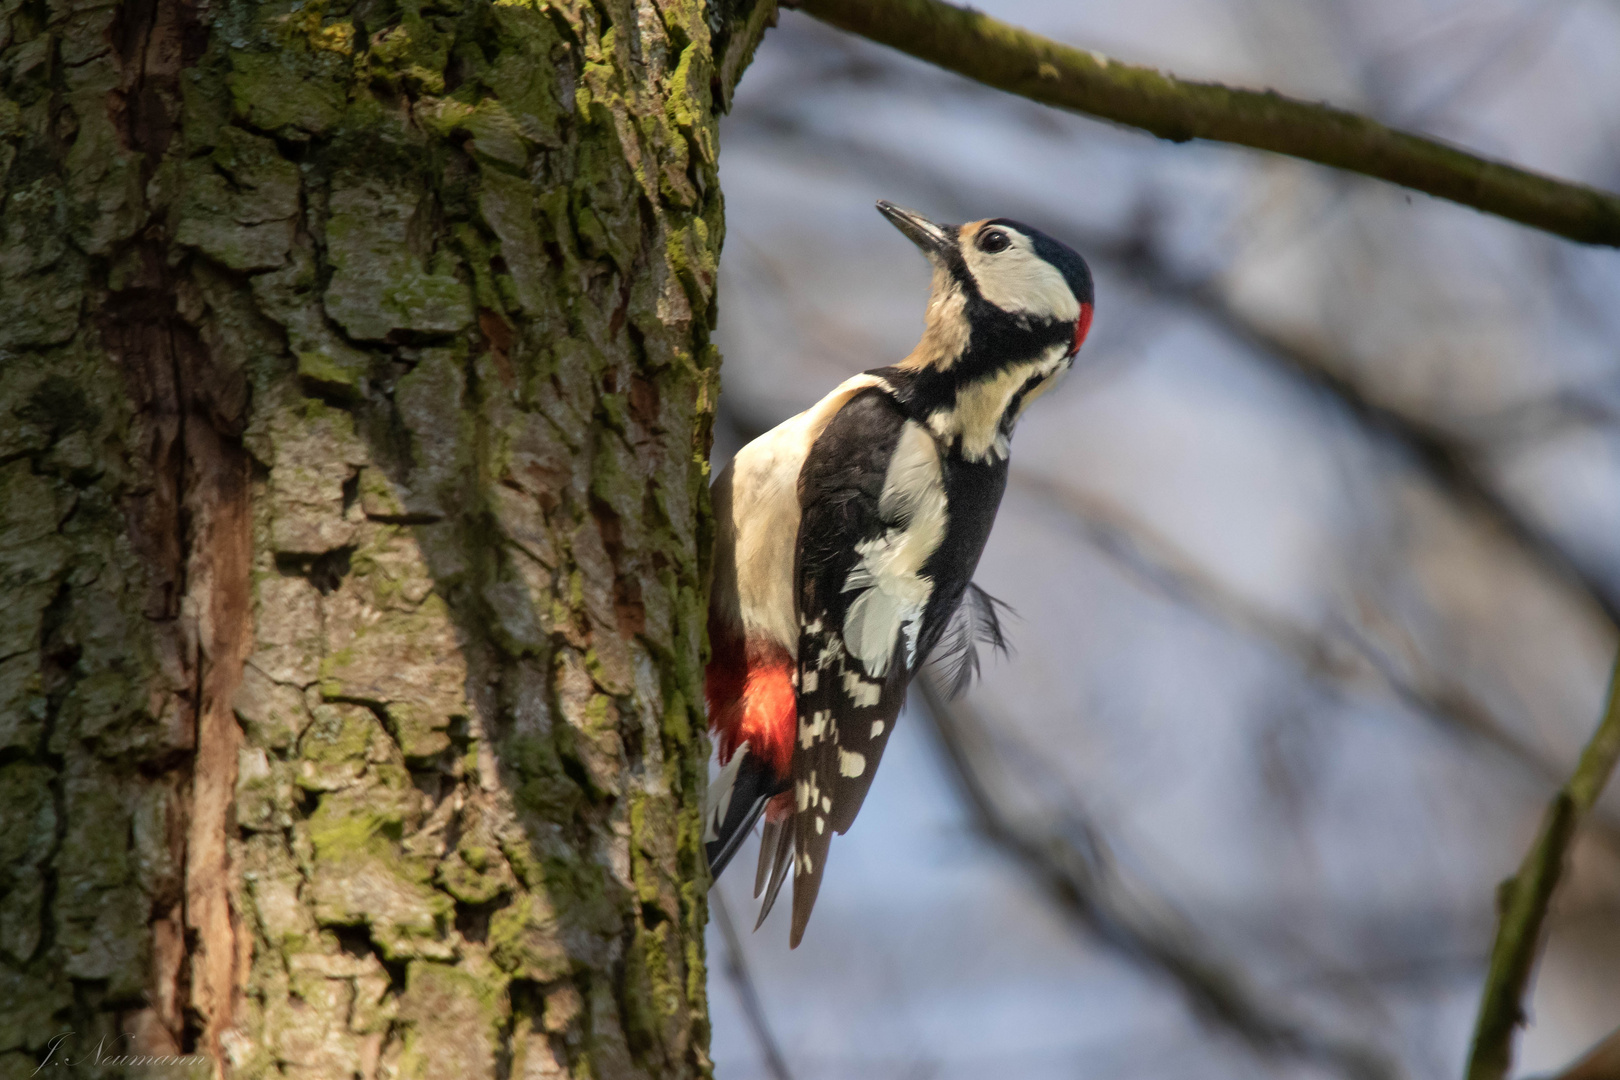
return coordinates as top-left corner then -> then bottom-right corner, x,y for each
33,1032 -> 209,1075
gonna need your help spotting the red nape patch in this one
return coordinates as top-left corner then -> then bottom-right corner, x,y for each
1072,302 -> 1094,356
705,637 -> 796,778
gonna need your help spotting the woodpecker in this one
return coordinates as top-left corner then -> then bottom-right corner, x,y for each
704,202 -> 1095,946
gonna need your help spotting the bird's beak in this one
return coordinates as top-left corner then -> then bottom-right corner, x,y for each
876,201 -> 953,259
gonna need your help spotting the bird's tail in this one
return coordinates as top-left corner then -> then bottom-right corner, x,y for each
703,743 -> 790,879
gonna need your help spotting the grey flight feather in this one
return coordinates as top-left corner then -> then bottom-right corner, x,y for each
929,582 -> 1013,698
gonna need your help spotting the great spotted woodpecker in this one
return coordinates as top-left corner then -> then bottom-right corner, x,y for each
704,202 -> 1095,946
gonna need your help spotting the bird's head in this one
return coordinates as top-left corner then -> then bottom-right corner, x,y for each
876,201 -> 1095,461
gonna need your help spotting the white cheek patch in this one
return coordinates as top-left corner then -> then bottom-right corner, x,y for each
962,231 -> 1080,323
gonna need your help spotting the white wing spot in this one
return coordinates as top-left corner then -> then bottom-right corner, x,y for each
838,748 -> 866,778
842,667 -> 881,707
799,709 -> 831,749
870,720 -> 885,739
796,780 -> 811,812
801,668 -> 818,693
816,816 -> 825,835
821,795 -> 832,813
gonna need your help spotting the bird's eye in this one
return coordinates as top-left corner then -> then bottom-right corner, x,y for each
976,229 -> 1010,254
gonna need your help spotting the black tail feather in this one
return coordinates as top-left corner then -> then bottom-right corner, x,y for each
754,819 -> 794,929
706,750 -> 789,880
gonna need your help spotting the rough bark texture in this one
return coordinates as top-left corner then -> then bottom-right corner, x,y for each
0,0 -> 772,1075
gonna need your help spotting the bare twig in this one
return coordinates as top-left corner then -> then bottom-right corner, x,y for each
913,675 -> 1404,1080
712,888 -> 797,1080
1465,655 -> 1620,1080
788,0 -> 1620,246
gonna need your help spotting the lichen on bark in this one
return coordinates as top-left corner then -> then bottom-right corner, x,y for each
0,0 -> 775,1075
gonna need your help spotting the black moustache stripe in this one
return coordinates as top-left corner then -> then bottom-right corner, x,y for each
1000,366 -> 1056,437
874,301 -> 1074,418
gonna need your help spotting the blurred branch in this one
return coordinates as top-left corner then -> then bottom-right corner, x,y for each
1140,261 -> 1620,631
913,675 -> 1404,1080
1465,656 -> 1620,1080
1030,200 -> 1620,643
1387,0 -> 1573,129
1012,468 -> 1620,859
788,0 -> 1620,247
712,888 -> 797,1080
1464,388 -> 1620,448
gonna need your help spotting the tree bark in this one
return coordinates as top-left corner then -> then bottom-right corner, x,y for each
0,0 -> 772,1075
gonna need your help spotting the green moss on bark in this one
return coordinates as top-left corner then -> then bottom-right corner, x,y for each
4,0 -> 770,1069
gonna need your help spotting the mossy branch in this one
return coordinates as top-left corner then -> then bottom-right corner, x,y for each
1465,654 -> 1620,1080
790,0 -> 1620,247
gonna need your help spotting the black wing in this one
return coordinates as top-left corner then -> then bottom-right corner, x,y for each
787,389 -> 921,947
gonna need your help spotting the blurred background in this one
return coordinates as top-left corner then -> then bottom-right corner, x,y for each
702,2 -> 1620,1077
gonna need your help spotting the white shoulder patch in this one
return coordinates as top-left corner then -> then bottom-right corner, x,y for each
840,420 -> 947,677
723,373 -> 892,654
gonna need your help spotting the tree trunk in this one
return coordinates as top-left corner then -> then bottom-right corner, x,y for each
0,0 -> 772,1075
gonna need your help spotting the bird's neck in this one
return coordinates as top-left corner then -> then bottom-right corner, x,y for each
915,343 -> 1071,464
897,276 -> 971,374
